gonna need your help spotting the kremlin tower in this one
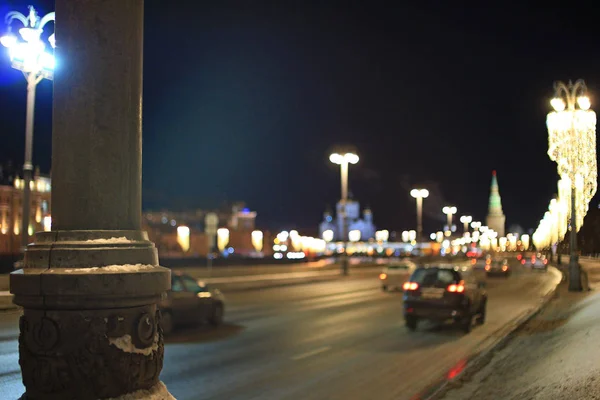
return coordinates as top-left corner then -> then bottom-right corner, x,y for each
486,170 -> 506,237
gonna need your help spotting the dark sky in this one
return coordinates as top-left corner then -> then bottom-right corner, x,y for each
1,1 -> 599,235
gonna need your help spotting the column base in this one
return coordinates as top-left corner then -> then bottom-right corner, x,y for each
10,230 -> 171,400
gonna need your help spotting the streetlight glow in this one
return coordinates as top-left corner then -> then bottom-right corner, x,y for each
329,152 -> 359,165
411,188 -> 429,242
442,206 -> 457,234
1,5 -> 55,251
329,148 -> 359,275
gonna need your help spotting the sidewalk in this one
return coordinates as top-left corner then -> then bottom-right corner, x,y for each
439,261 -> 600,400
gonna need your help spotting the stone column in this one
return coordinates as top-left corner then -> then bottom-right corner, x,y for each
10,1 -> 171,399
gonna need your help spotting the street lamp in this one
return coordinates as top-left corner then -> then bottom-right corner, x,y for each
1,6 -> 55,250
460,215 -> 472,235
410,188 -> 429,242
442,206 -> 457,234
330,150 -> 359,275
251,230 -> 263,253
547,79 -> 597,291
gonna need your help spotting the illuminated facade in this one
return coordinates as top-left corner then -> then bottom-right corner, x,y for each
142,202 -> 262,257
319,200 -> 376,241
0,167 -> 51,254
485,170 -> 505,237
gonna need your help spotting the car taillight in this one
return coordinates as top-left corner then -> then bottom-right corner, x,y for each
379,273 -> 387,280
502,265 -> 508,271
532,257 -> 536,263
521,259 -> 526,264
485,265 -> 491,271
517,254 -> 522,260
447,282 -> 465,293
403,282 -> 419,291
543,259 -> 548,265
471,259 -> 476,265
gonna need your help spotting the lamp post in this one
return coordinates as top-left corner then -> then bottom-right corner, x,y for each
442,206 -> 457,234
9,1 -> 172,397
330,151 -> 359,275
460,215 -> 472,235
547,79 -> 597,291
410,188 -> 429,242
1,6 -> 55,251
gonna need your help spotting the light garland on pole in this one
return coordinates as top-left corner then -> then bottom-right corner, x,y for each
546,79 -> 597,291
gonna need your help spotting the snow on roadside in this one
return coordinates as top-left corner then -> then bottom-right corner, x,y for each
441,288 -> 600,400
49,264 -> 155,273
85,237 -> 132,244
104,381 -> 175,400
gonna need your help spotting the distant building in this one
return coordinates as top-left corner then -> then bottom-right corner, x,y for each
486,170 -> 506,237
319,200 -> 376,241
142,202 -> 266,257
0,166 -> 52,254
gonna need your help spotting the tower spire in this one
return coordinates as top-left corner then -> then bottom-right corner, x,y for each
486,170 -> 506,236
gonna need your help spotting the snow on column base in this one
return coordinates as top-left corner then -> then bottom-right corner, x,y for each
105,381 -> 175,400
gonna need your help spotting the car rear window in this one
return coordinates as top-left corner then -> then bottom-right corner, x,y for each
410,268 -> 458,287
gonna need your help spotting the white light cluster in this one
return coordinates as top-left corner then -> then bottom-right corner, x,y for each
534,80 -> 598,250
1,7 -> 56,78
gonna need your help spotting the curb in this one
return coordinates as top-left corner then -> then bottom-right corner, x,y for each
420,266 -> 563,400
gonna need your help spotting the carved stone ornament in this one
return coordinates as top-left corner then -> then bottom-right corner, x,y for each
18,306 -> 165,400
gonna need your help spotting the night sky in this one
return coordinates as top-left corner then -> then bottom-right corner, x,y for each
1,1 -> 599,235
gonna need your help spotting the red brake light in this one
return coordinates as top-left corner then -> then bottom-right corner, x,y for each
543,259 -> 548,265
403,282 -> 419,291
502,265 -> 508,271
521,259 -> 526,264
485,265 -> 491,271
379,273 -> 387,280
447,282 -> 465,293
517,254 -> 522,260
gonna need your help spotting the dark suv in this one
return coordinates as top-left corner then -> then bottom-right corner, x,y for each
403,265 -> 487,333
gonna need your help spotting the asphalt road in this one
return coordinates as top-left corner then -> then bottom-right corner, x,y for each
0,263 -> 559,400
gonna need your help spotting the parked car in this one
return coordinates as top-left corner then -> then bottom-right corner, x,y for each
403,265 -> 487,333
159,272 -> 225,334
379,261 -> 417,291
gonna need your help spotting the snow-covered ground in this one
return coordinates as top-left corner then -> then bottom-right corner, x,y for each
441,282 -> 600,400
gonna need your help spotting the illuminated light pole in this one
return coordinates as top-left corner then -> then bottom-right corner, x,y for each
1,6 -> 55,250
547,79 -> 597,291
176,225 -> 190,253
217,228 -> 230,253
251,230 -> 263,253
329,150 -> 359,275
410,188 -> 429,242
460,215 -> 472,235
442,206 -> 457,235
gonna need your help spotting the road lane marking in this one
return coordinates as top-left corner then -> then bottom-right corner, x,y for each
291,346 -> 331,361
201,270 -> 340,284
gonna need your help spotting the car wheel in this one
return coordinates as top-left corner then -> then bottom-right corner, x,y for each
209,302 -> 224,326
461,314 -> 473,333
405,316 -> 418,331
477,298 -> 487,325
381,285 -> 388,292
160,310 -> 173,335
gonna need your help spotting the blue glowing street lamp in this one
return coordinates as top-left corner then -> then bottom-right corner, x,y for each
1,6 -> 55,250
